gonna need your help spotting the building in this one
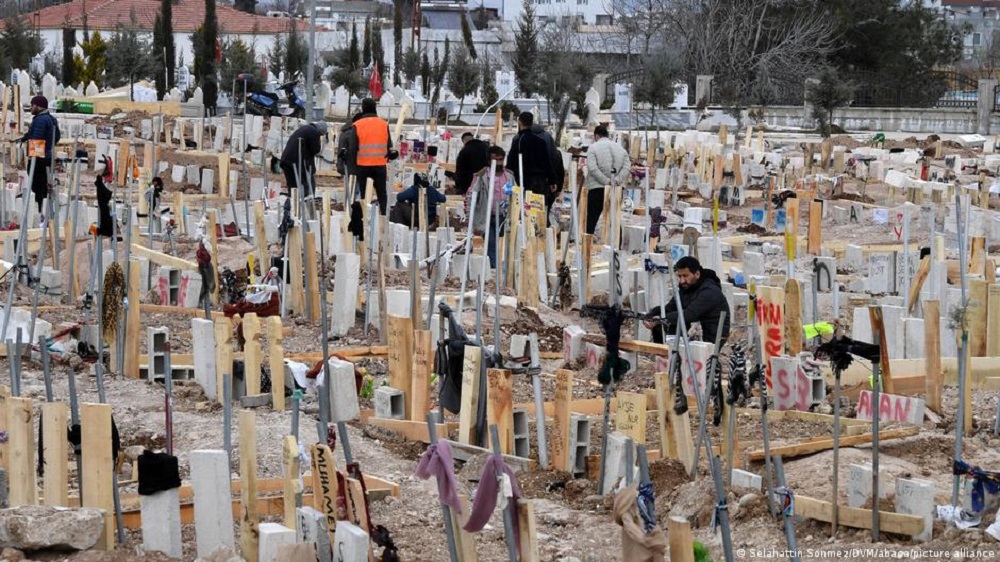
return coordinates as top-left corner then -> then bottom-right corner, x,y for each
500,0 -> 614,25
941,1 -> 1000,60
20,0 -> 333,66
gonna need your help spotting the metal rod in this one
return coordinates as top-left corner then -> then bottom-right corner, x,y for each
223,372 -> 232,467
773,456 -> 799,562
455,188 -> 479,317
363,201 -> 377,332
427,413 -> 460,562
291,389 -> 302,440
624,438 -> 634,486
871,345 -> 881,541
164,343 -> 173,456
67,366 -> 83,498
489,424 -> 520,562
711,455 -> 735,562
41,336 -> 52,402
95,236 -> 107,404
953,193 -> 968,508
2,159 -> 36,340
832,366 -> 842,537
529,333 -> 547,470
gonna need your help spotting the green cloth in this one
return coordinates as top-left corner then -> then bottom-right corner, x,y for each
803,322 -> 835,340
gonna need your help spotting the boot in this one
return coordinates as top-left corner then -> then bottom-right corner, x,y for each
671,352 -> 687,415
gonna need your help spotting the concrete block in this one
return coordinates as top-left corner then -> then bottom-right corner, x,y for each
374,386 -> 405,420
333,521 -> 369,562
186,165 -> 201,185
331,253 -> 360,337
201,168 -> 215,195
903,318 -> 925,359
259,522 -> 296,562
568,414 -> 591,476
512,408 -> 530,458
190,450 -> 235,557
297,506 -> 332,562
240,394 -> 272,408
856,390 -> 925,426
815,257 -> 836,292
509,334 -> 530,358
327,357 -> 360,422
601,431 -> 630,493
832,206 -> 849,225
895,478 -> 934,541
847,463 -> 889,509
191,319 -> 217,400
140,488 -> 182,558
563,325 -> 586,363
178,272 -> 202,308
845,244 -> 863,269
39,267 -> 62,294
867,252 -> 895,294
386,289 -> 411,317
731,469 -> 762,491
584,342 -> 603,370
742,251 -> 764,277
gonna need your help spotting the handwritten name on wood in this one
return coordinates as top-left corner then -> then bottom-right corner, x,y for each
614,392 -> 647,444
311,444 -> 340,548
771,356 -> 811,412
756,285 -> 786,390
856,391 -> 925,426
653,350 -> 706,399
551,370 -> 572,471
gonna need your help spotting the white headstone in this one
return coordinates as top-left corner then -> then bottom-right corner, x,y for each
85,80 -> 99,97
17,70 -> 31,103
41,74 -> 57,102
190,86 -> 204,105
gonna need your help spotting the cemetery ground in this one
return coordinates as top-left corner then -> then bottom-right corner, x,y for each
3,107 -> 1000,562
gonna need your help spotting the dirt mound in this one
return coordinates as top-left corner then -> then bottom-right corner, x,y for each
649,458 -> 690,499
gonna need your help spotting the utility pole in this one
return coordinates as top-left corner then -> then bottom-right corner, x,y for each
305,0 -> 317,118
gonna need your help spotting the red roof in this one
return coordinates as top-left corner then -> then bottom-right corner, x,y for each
21,0 -> 314,34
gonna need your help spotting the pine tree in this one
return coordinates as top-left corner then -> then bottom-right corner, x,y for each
0,16 -> 43,79
480,53 -> 497,107
269,35 -> 286,78
78,31 -> 107,88
512,0 -> 538,96
420,50 -> 430,97
363,17 -> 372,68
448,46 -> 479,118
372,21 -> 385,78
349,21 -> 360,71
62,28 -> 77,87
393,0 -> 403,85
460,10 -> 477,60
431,38 -> 449,109
152,0 -> 175,100
196,0 -> 219,110
285,21 -> 307,78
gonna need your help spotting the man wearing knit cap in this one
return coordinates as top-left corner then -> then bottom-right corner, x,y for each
279,121 -> 329,198
19,95 -> 60,213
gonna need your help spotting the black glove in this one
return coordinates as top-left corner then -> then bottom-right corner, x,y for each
387,150 -> 399,161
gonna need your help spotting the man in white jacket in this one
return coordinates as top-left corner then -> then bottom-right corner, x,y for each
584,125 -> 631,235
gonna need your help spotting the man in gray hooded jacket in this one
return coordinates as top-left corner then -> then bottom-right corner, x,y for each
584,125 -> 630,235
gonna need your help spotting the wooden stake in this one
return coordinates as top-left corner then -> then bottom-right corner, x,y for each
344,478 -> 376,561
614,391 -> 647,444
304,230 -> 321,324
0,385 -> 8,471
721,382 -> 738,468
987,285 -> 1000,357
924,300 -> 942,414
785,278 -> 803,355
122,259 -> 141,379
253,201 -> 268,272
214,317 -> 233,402
457,345 -> 483,444
665,371 -> 694,473
239,410 -> 259,562
410,330 -> 432,421
807,200 -> 823,255
207,210 -> 220,305
267,316 -> 286,411
42,402 -> 69,507
218,153 -> 231,199
487,369 -> 514,454
551,369 -> 573,471
311,444 -> 339,548
519,238 -> 539,307
7,396 -> 36,506
450,494 -> 478,561
81,403 -> 114,550
282,436 -> 300,530
869,306 -> 895,394
969,237 -> 987,277
969,279 -> 989,357
517,500 -> 540,562
387,315 -> 414,419
287,224 -> 304,315
243,313 -> 262,396
581,234 -> 593,305
653,372 -> 677,461
668,516 -> 695,562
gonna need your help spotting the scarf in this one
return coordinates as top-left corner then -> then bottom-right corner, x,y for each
464,454 -> 522,540
415,441 -> 462,514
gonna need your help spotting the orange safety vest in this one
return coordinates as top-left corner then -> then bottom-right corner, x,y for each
354,116 -> 389,166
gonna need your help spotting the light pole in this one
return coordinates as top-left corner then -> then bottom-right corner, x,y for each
305,0 -> 318,119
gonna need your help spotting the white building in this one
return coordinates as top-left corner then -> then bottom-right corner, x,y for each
501,0 -> 614,25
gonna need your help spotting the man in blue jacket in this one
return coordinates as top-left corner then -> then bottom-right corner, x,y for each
20,96 -> 60,213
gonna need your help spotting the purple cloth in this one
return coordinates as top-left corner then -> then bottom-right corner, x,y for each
463,454 -> 523,538
415,441 -> 463,514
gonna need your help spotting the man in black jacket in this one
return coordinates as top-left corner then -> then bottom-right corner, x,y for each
644,256 -> 731,345
280,121 -> 328,197
506,112 -> 558,210
452,132 -> 490,195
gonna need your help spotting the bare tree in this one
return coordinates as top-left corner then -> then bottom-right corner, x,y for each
968,30 -> 1000,80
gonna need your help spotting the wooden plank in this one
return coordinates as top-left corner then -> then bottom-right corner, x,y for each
614,391 -> 647,444
253,201 -> 268,272
0,386 -> 8,471
458,345 -> 483,444
218,153 -> 231,199
243,313 -> 262,396
42,402 -> 69,507
304,230 -> 321,323
139,304 -> 207,316
443,439 -> 533,473
410,330 -> 432,422
654,372 -> 677,461
807,200 -> 823,255
869,306 -> 895,394
124,260 -> 141,379
581,234 -> 593,304
517,500 -> 540,562
487,369 -> 514,454
668,516 -> 695,562
969,236 -> 987,277
969,279 -> 989,357
746,427 -> 919,461
311,444 -> 339,549
7,397 -> 36,506
580,335 -> 671,356
551,370 -> 573,472
81,403 -> 114,550
206,210 -> 220,305
924,300 -> 942,413
989,285 -> 1000,357
721,382 -> 737,468
365,417 -> 452,444
757,284 -> 786,389
239,410 -> 259,562
450,493 -> 478,561
386,315 -> 414,419
282,436 -> 300,529
785,278 -> 803,355
666,370 -> 694,473
267,317 -> 285,411
907,256 -> 931,314
130,244 -> 197,271
794,495 -> 924,536
215,317 -> 233,403
345,478 -> 376,561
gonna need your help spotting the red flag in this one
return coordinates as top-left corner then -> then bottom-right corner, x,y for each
368,63 -> 383,100
215,38 -> 223,63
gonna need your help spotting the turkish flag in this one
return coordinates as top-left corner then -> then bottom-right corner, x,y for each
368,63 -> 383,100
215,38 -> 223,63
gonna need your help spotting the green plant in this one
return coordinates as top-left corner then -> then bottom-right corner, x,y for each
693,541 -> 713,562
359,374 -> 376,400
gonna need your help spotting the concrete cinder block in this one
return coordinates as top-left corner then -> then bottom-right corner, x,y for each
844,244 -> 864,269
190,450 -> 235,557
509,334 -> 530,358
601,431 -> 630,494
512,408 -> 530,459
847,463 -> 889,509
731,469 -> 762,491
327,357 -> 360,423
140,488 -> 182,558
258,522 -> 296,562
333,521 -> 369,562
895,478 -> 934,542
331,253 -> 360,337
742,251 -> 765,277
568,414 -> 591,476
563,325 -> 586,363
903,318 -> 925,360
297,506 -> 332,562
374,386 -> 405,420
240,394 -> 272,408
386,289 -> 411,318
